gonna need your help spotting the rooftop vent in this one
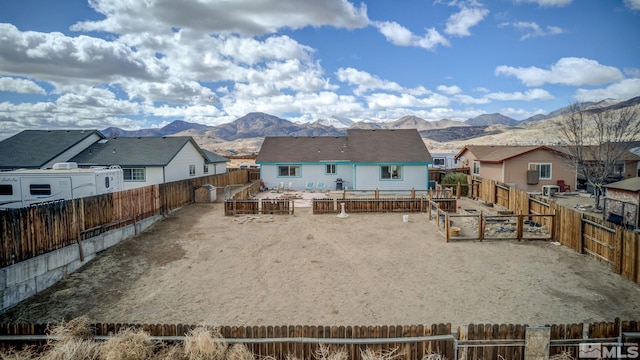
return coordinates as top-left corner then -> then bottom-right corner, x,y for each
52,162 -> 78,170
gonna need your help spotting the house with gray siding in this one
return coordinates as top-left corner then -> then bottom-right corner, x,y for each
256,129 -> 432,191
70,136 -> 228,189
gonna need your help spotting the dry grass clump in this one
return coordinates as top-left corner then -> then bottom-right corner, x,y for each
225,344 -> 254,360
47,316 -> 94,343
314,344 -> 347,360
98,328 -> 154,360
0,347 -> 38,360
183,327 -> 227,360
40,339 -> 100,360
360,347 -> 403,360
39,316 -> 99,360
421,350 -> 447,360
549,351 -> 575,360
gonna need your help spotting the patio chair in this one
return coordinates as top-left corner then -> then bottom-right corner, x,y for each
305,181 -> 315,191
557,180 -> 570,192
276,182 -> 284,192
316,181 -> 325,192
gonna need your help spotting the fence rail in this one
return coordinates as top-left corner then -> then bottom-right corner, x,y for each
312,198 -> 429,214
1,320 -> 638,360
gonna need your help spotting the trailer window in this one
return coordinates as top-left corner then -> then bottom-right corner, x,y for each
30,184 -> 51,195
0,184 -> 13,195
105,177 -> 110,188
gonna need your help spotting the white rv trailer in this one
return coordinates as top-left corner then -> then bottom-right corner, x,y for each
0,162 -> 124,209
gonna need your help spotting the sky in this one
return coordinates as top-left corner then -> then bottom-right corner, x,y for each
0,0 -> 639,139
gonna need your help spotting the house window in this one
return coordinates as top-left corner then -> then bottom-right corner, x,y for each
278,165 -> 301,177
614,162 -> 625,175
433,158 -> 445,167
0,184 -> 13,196
326,164 -> 336,175
473,161 -> 480,175
203,165 -> 209,174
30,184 -> 51,196
123,168 -> 145,181
189,165 -> 196,176
381,165 -> 402,180
530,163 -> 551,180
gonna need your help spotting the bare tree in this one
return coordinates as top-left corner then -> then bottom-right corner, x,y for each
556,102 -> 640,209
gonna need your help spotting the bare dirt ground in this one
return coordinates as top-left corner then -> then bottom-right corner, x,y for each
1,197 -> 639,327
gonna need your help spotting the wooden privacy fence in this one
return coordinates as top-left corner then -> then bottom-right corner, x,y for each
469,175 -> 640,286
0,171 -> 250,267
2,320 -> 638,360
312,198 -> 428,214
225,198 -> 294,216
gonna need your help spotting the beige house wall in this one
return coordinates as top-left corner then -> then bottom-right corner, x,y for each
479,163 -> 503,182
503,150 -> 576,191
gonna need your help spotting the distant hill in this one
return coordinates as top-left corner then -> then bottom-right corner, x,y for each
465,113 -> 519,127
98,95 -> 640,153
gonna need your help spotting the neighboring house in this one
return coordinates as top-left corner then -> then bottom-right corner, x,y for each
430,151 -> 460,169
256,129 -> 432,191
603,177 -> 640,229
454,145 -> 576,192
70,136 -> 228,190
202,149 -> 231,176
0,130 -> 104,170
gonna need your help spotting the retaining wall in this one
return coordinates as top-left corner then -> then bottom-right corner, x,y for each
0,215 -> 162,311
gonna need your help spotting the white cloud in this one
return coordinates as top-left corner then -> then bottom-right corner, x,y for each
437,85 -> 462,95
624,0 -> 640,10
495,57 -> 624,86
0,24 -> 165,86
72,0 -> 370,36
120,79 -> 219,105
365,93 -> 450,110
0,77 -> 46,94
374,21 -> 449,50
574,78 -> 640,101
336,67 -> 431,96
500,21 -> 564,40
513,0 -> 573,7
444,6 -> 489,37
485,88 -> 554,101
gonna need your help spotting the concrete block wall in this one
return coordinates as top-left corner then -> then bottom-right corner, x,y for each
0,215 -> 162,311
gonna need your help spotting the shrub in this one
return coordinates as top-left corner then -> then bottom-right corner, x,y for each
441,173 -> 469,196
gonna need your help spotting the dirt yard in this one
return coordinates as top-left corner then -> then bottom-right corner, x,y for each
1,198 -> 639,327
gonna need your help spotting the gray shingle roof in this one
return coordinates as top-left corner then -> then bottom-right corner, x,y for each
201,149 -> 229,163
255,129 -> 431,164
70,136 -> 201,166
604,177 -> 640,192
0,130 -> 104,169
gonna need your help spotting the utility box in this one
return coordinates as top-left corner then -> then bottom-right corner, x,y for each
542,185 -> 559,197
195,184 -> 217,203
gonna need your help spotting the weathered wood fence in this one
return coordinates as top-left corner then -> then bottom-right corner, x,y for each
312,198 -> 429,214
224,198 -> 294,216
2,320 -> 638,360
470,175 -> 640,285
0,171 -> 250,267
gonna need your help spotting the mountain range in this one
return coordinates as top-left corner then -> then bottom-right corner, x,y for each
101,96 -> 640,153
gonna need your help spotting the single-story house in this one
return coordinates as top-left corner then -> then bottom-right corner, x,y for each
70,136 -> 228,190
0,130 -> 104,170
255,129 -> 432,191
454,145 -> 577,192
603,177 -> 640,229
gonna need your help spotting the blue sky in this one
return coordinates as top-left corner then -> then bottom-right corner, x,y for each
0,0 -> 639,138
